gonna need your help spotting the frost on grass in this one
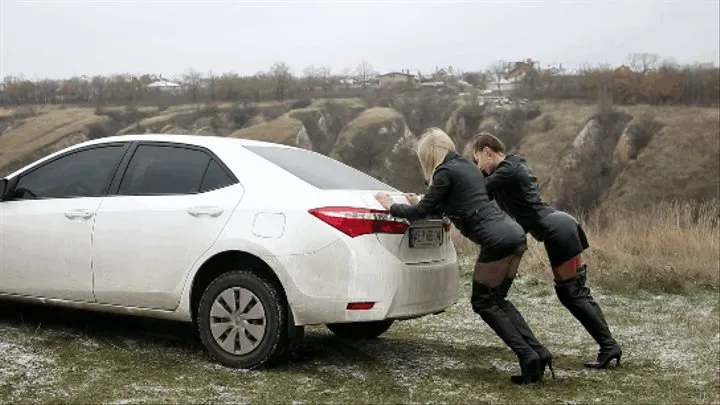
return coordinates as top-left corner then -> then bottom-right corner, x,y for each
78,337 -> 101,348
114,383 -> 250,405
367,340 -> 466,384
607,293 -> 719,374
316,364 -> 367,381
0,340 -> 61,401
393,277 -> 719,386
1,280 -> 718,404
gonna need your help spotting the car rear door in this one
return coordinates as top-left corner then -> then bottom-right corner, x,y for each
90,142 -> 244,310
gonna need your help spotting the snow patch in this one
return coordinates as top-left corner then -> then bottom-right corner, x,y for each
317,364 -> 367,381
0,340 -> 60,401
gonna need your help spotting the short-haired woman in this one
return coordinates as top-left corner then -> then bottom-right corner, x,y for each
471,132 -> 622,369
375,128 -> 551,384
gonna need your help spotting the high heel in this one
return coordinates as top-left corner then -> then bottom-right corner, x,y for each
540,355 -> 556,379
495,277 -> 553,382
471,281 -> 542,385
584,346 -> 622,369
510,356 -> 542,385
555,265 -> 623,370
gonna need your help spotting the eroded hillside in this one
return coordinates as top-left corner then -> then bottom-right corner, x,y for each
0,97 -> 717,212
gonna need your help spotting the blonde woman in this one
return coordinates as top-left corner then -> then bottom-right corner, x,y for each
375,128 -> 549,384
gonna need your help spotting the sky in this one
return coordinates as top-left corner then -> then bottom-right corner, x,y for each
1,0 -> 719,80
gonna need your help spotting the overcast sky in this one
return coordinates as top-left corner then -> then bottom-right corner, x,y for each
1,0 -> 719,80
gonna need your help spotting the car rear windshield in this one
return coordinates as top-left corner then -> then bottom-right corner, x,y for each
244,145 -> 397,191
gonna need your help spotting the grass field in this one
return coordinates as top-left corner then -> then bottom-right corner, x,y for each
1,269 -> 718,405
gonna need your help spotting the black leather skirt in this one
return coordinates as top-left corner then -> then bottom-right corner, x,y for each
453,209 -> 528,263
531,211 -> 589,268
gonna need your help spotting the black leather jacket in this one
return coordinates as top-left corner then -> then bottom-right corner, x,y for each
389,151 -> 506,239
483,153 -> 555,233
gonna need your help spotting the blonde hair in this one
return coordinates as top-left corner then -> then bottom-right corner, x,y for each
417,127 -> 456,182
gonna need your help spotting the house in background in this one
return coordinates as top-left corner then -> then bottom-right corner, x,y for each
506,58 -> 539,81
480,58 -> 540,95
432,66 -> 457,81
377,70 -> 419,88
146,79 -> 183,95
486,77 -> 518,94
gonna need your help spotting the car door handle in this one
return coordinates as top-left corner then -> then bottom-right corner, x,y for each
187,206 -> 224,217
64,209 -> 94,220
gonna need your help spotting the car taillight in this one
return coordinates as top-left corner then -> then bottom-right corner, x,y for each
346,302 -> 375,310
308,206 -> 409,237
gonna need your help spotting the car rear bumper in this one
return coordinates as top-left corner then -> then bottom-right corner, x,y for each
277,237 -> 460,325
383,261 -> 460,320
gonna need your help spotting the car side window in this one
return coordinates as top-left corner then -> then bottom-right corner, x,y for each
13,145 -> 126,200
200,160 -> 235,192
118,144 -> 211,195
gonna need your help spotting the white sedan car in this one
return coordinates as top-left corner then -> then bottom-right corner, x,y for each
0,134 -> 459,368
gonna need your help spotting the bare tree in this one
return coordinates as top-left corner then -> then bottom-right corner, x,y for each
270,61 -> 292,101
207,71 -> 216,101
302,65 -> 319,92
183,69 -> 203,102
356,61 -> 374,88
216,72 -> 240,101
627,53 -> 660,76
4,53 -> 717,108
90,75 -> 107,104
487,60 -> 507,95
341,68 -> 353,89
660,57 -> 680,70
317,66 -> 333,96
577,61 -> 596,74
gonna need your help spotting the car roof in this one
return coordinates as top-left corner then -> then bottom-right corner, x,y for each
79,134 -> 294,151
2,134 -> 297,180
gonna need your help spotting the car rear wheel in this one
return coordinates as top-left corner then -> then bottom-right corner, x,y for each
197,270 -> 286,368
326,320 -> 394,340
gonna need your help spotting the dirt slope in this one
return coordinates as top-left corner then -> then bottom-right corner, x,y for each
0,99 -> 717,210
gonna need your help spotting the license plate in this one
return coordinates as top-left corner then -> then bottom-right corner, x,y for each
409,227 -> 443,248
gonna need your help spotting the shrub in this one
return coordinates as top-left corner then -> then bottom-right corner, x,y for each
12,106 -> 36,119
540,114 -> 556,132
203,103 -> 219,115
523,104 -> 542,120
261,106 -> 285,121
493,107 -> 528,151
628,113 -> 665,156
124,104 -> 139,116
290,98 -> 313,110
86,123 -> 108,139
229,102 -> 258,129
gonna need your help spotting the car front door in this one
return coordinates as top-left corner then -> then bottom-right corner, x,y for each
0,143 -> 130,301
91,142 -> 244,310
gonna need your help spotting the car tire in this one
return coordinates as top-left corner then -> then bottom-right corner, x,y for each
326,320 -> 394,340
197,270 -> 286,369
